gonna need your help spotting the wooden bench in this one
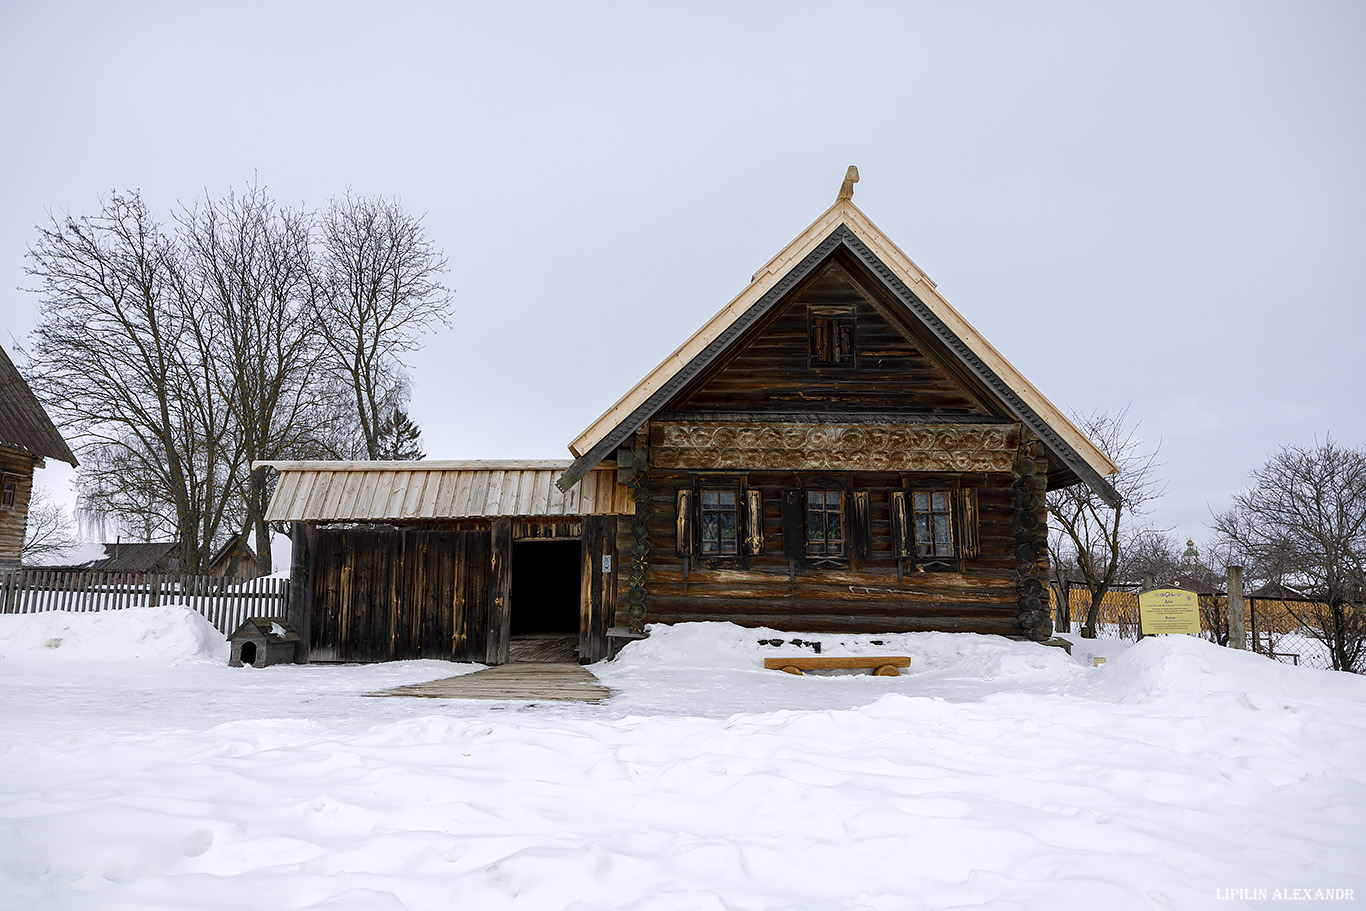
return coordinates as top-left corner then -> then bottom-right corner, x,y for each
763,655 -> 911,677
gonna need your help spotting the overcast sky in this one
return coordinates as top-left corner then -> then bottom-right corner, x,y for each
2,0 -> 1362,554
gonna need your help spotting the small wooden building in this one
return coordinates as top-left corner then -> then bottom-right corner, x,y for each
261,461 -> 632,663
263,172 -> 1119,663
46,536 -> 261,580
0,344 -> 78,572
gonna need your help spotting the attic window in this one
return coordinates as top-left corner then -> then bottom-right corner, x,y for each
810,307 -> 855,367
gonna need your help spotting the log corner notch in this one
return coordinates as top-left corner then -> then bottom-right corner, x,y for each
1012,430 -> 1053,641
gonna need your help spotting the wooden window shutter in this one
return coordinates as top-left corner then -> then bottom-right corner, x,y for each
676,488 -> 695,556
890,490 -> 913,559
832,318 -> 855,364
957,488 -> 980,561
743,488 -> 765,556
780,489 -> 804,563
851,489 -> 872,558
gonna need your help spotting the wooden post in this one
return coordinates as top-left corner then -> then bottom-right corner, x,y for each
486,518 -> 512,665
578,516 -> 615,664
580,516 -> 601,665
1138,573 -> 1154,640
1226,565 -> 1247,650
287,523 -> 317,663
1056,569 -> 1070,632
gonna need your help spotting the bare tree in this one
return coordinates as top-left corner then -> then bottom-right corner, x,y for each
20,485 -> 78,566
1047,407 -> 1166,638
1213,440 -> 1366,672
316,193 -> 452,459
25,192 -> 240,571
1118,530 -> 1184,587
180,184 -> 329,574
25,186 -> 454,567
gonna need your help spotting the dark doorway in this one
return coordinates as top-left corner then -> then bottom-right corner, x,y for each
240,641 -> 258,666
510,540 -> 581,636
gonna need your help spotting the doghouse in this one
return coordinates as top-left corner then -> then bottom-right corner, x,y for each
228,617 -> 302,667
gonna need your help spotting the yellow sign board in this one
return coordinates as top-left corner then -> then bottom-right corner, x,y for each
1139,588 -> 1201,635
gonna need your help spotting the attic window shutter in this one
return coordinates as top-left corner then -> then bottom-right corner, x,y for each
676,489 -> 695,556
957,488 -> 980,561
744,488 -> 765,556
851,489 -> 872,559
890,490 -> 913,559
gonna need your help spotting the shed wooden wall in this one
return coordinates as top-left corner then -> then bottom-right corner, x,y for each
631,469 -> 1023,635
0,451 -> 35,570
309,526 -> 490,663
301,517 -> 618,664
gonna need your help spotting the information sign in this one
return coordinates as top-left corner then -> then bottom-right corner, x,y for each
1138,588 -> 1201,635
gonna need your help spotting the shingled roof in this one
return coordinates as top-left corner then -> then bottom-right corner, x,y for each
0,343 -> 77,466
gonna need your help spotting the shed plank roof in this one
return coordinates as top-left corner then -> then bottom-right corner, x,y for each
258,461 -> 632,522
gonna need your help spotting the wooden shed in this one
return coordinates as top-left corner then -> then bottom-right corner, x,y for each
260,461 -> 633,663
264,171 -> 1120,663
0,343 -> 78,572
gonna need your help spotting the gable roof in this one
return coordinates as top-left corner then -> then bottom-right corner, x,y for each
208,533 -> 258,572
0,343 -> 77,466
559,185 -> 1120,506
90,541 -> 180,572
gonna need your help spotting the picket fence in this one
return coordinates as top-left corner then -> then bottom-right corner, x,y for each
0,570 -> 290,637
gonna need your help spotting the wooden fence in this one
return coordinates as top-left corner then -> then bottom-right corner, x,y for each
0,571 -> 289,637
1052,582 -> 1343,669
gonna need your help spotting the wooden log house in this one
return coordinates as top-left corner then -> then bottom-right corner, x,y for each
0,343 -> 78,572
262,170 -> 1120,663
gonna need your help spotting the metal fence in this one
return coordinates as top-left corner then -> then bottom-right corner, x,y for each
1052,582 -> 1341,671
0,570 -> 289,637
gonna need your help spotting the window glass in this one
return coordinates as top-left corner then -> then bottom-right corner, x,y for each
912,489 -> 953,557
806,489 -> 844,556
700,488 -> 738,555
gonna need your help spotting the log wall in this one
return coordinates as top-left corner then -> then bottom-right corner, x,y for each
677,262 -> 982,415
0,451 -> 36,570
306,518 -> 615,664
624,467 -> 1025,635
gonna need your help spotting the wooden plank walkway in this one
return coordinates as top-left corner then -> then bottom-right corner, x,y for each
374,662 -> 613,703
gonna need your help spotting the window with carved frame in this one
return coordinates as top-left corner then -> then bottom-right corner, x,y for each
890,486 -> 979,570
677,483 -> 764,562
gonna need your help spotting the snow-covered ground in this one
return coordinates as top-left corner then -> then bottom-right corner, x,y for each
2,609 -> 1363,910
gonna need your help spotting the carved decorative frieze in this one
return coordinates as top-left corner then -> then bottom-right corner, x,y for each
650,422 -> 1017,473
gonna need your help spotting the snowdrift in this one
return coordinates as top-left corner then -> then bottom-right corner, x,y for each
0,606 -> 229,664
1,613 -> 1363,910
